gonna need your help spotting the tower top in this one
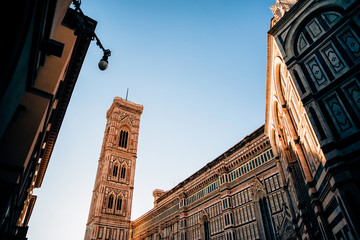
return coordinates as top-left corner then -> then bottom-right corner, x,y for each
107,97 -> 143,118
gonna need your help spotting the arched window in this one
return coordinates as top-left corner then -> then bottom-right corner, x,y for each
120,166 -> 126,179
108,195 -> 114,209
116,197 -> 122,211
119,130 -> 129,148
112,165 -> 118,177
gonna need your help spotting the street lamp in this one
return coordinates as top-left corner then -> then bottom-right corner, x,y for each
72,0 -> 111,70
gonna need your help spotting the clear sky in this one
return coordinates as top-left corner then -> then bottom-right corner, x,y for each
28,1 -> 274,239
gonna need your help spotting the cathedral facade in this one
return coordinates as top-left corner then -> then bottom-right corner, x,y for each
130,126 -> 293,240
85,0 -> 360,239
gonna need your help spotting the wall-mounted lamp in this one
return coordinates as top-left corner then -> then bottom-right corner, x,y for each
72,0 -> 111,70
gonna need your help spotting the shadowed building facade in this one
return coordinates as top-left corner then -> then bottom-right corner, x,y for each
84,97 -> 143,240
0,1 -> 99,239
265,0 -> 360,239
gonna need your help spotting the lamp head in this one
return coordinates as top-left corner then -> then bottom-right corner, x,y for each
98,56 -> 108,71
98,49 -> 111,71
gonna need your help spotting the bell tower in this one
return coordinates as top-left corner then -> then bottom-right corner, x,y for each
84,97 -> 143,240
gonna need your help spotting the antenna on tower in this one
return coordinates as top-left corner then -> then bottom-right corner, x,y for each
126,88 -> 129,101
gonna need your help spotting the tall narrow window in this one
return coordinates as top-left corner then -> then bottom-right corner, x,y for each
309,107 -> 327,140
116,197 -> 122,211
293,70 -> 306,94
275,64 -> 286,106
112,165 -> 118,177
120,166 -> 126,179
259,198 -> 275,240
204,219 -> 210,240
108,195 -> 114,209
119,130 -> 129,148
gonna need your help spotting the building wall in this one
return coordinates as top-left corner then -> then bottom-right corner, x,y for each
85,97 -> 143,240
265,0 -> 360,239
130,126 -> 294,240
0,2 -> 96,239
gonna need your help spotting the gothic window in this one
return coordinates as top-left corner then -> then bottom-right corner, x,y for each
259,197 -> 275,240
204,218 -> 210,240
119,130 -> 129,148
116,197 -> 122,211
108,195 -> 114,209
112,165 -> 118,177
120,166 -> 126,179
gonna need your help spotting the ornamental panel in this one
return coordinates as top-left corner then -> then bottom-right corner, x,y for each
321,11 -> 341,27
297,33 -> 309,54
305,56 -> 329,88
306,18 -> 324,40
324,94 -> 353,133
342,79 -> 360,118
338,28 -> 360,60
320,43 -> 347,76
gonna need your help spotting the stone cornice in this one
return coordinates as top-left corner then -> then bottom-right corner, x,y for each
265,32 -> 274,135
35,9 -> 96,188
156,125 -> 266,203
107,97 -> 143,118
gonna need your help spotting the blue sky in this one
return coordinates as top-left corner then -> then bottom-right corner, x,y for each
28,1 -> 274,239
